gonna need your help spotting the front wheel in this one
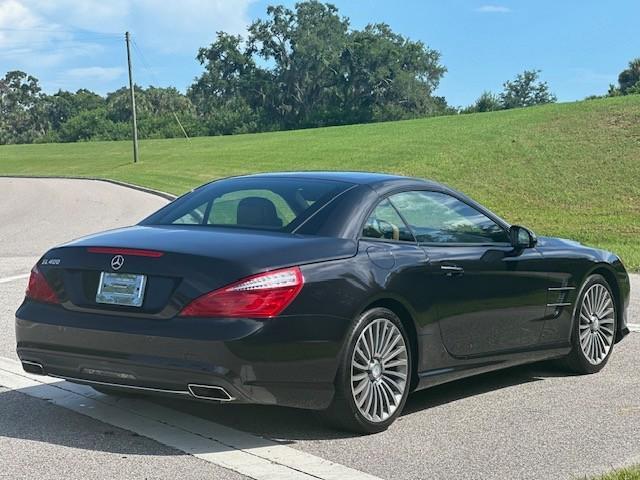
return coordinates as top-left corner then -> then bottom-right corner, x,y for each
321,307 -> 412,434
564,274 -> 617,374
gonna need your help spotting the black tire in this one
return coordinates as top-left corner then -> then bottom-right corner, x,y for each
320,307 -> 412,434
563,274 -> 617,374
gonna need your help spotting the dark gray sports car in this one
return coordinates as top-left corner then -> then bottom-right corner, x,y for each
16,172 -> 630,433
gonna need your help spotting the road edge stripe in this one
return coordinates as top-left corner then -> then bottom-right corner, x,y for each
0,357 -> 381,480
0,175 -> 176,201
0,273 -> 30,285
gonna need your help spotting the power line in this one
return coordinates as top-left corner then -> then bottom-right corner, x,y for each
131,37 -> 191,141
0,37 -> 121,50
0,27 -> 121,36
0,32 -> 122,58
0,44 -> 120,57
0,34 -> 122,41
0,44 -> 117,58
131,39 -> 162,84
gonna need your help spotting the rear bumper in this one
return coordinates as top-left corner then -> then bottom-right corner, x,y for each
15,300 -> 351,410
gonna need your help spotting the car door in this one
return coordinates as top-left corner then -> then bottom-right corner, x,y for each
388,190 -> 550,357
359,198 -> 438,329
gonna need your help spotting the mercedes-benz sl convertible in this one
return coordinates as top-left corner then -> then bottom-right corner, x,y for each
16,172 -> 630,433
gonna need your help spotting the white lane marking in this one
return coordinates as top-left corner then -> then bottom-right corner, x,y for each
628,324 -> 640,333
0,273 -> 29,285
0,357 -> 381,480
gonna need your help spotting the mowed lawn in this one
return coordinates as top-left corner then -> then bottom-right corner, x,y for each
1,95 -> 639,270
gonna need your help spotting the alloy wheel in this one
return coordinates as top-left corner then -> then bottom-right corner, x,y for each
579,283 -> 615,365
350,318 -> 408,423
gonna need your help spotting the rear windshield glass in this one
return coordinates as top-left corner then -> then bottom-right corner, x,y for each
141,177 -> 353,233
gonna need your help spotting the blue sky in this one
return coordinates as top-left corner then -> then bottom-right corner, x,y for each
1,0 -> 638,107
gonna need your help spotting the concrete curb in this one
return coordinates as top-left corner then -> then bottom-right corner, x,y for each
0,175 -> 177,201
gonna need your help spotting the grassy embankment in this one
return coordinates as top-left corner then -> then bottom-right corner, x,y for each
1,95 -> 639,269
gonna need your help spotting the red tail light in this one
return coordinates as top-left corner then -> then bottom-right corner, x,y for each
179,267 -> 304,319
26,266 -> 59,304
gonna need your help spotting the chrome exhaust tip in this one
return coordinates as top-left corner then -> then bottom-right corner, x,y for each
22,361 -> 45,375
188,384 -> 235,402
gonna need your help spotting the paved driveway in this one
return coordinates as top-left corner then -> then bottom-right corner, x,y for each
0,178 -> 638,480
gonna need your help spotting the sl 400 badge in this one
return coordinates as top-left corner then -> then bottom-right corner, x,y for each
41,258 -> 61,265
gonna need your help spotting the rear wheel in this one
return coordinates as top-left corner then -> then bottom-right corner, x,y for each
321,307 -> 412,434
564,274 -> 617,374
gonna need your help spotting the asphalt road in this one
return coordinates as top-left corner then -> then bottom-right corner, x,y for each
0,177 -> 638,480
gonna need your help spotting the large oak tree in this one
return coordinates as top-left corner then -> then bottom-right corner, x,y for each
189,1 -> 447,132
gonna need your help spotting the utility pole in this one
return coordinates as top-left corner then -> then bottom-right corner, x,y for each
125,31 -> 139,164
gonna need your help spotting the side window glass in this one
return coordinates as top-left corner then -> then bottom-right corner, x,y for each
362,199 -> 415,242
389,191 -> 509,244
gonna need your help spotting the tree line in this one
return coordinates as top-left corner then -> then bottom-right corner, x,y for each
0,76 -> 198,144
1,1 -> 639,145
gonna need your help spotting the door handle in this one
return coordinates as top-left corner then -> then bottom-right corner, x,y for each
440,265 -> 464,276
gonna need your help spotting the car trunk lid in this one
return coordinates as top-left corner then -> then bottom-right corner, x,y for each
38,225 -> 356,318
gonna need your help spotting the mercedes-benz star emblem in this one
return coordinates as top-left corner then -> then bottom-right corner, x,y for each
111,255 -> 125,271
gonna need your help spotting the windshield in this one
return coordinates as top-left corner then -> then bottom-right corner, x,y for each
141,177 -> 354,233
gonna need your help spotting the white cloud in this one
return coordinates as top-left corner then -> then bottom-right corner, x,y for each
0,0 -> 105,69
0,0 -> 255,92
475,5 -> 511,13
0,0 -> 254,75
8,0 -> 255,53
133,0 -> 254,53
0,0 -> 69,49
66,66 -> 125,81
28,0 -> 131,33
567,68 -> 616,87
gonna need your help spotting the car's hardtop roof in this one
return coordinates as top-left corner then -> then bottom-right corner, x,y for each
231,171 -> 444,189
229,171 -> 509,234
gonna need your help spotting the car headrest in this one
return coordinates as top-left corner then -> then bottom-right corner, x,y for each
236,197 -> 283,228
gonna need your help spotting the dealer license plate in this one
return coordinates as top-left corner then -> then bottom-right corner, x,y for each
96,272 -> 146,307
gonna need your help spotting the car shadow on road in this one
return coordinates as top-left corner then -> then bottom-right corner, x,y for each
155,360 -> 577,441
0,360 -> 578,454
0,387 -> 185,456
402,360 -> 575,415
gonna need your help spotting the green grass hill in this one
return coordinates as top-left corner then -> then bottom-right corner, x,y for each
1,95 -> 639,270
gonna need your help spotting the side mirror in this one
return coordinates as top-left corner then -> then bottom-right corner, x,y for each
509,225 -> 537,249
